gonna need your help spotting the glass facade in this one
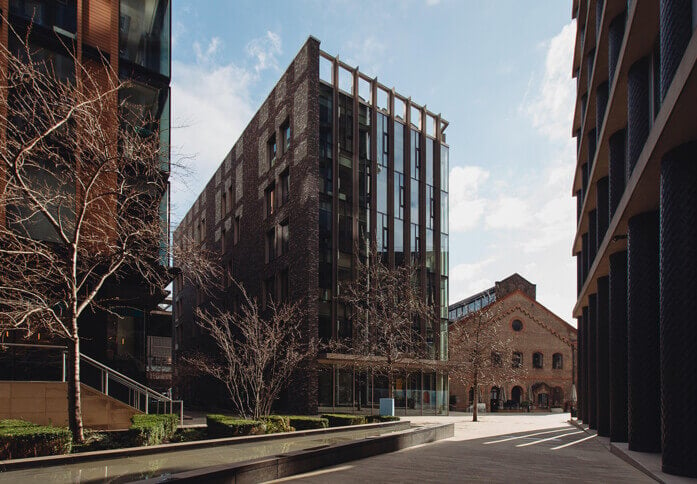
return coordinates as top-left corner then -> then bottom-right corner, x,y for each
119,0 -> 171,77
10,0 -> 77,33
317,60 -> 449,414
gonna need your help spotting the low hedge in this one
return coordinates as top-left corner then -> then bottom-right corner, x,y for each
0,419 -> 72,459
365,415 -> 400,423
321,414 -> 366,427
206,415 -> 266,438
286,416 -> 329,431
263,415 -> 293,434
130,414 -> 178,446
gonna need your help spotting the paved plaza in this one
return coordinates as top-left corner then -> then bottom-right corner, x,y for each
273,413 -> 654,483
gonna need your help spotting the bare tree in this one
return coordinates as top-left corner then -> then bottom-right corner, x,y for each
333,247 -> 437,400
0,28 -> 189,442
449,303 -> 528,422
187,282 -> 317,420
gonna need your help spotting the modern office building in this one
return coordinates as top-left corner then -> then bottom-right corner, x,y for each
173,37 -> 450,415
0,0 -> 172,390
572,0 -> 697,477
449,274 -> 577,412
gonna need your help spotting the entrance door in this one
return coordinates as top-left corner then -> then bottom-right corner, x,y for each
511,386 -> 523,405
490,386 -> 500,412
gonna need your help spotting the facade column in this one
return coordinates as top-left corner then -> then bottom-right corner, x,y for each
609,250 -> 628,442
609,129 -> 626,218
659,0 -> 693,100
627,211 -> 661,452
627,57 -> 650,180
588,294 -> 598,429
576,311 -> 582,421
659,142 -> 697,477
596,276 -> 610,437
582,305 -> 590,423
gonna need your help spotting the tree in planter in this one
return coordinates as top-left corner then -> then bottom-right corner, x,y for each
332,246 -> 437,403
0,30 -> 208,443
186,281 -> 317,420
449,303 -> 527,422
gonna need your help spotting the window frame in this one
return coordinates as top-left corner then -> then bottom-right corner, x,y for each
533,352 -> 544,369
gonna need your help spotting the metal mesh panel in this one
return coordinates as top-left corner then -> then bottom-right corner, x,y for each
596,276 -> 610,437
588,294 -> 598,429
627,211 -> 661,452
597,177 -> 610,247
609,129 -> 626,218
627,57 -> 650,180
609,250 -> 629,442
659,142 -> 697,477
608,11 -> 627,86
659,0 -> 692,101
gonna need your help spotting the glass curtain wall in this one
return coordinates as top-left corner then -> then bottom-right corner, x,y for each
440,144 -> 449,360
119,0 -> 171,77
318,83 -> 333,341
376,113 -> 389,264
394,122 -> 406,266
410,129 -> 421,265
337,93 -> 354,339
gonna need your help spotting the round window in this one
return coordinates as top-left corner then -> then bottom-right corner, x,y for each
512,319 -> 523,331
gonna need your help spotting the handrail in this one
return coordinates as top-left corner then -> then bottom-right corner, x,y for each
80,353 -> 171,401
1,342 -> 183,425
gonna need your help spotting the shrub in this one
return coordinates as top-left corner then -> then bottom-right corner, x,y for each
170,428 -> 208,443
0,419 -> 72,459
286,416 -> 329,431
206,415 -> 266,438
321,414 -> 366,427
365,415 -> 400,423
263,416 -> 293,434
130,414 -> 179,446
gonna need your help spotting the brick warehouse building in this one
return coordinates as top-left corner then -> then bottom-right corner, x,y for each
0,0 -> 172,390
449,274 -> 577,413
572,0 -> 697,477
173,37 -> 451,415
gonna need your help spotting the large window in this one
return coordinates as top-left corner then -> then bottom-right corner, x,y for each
512,352 -> 523,368
553,353 -> 563,369
10,0 -> 77,33
265,228 -> 276,263
265,183 -> 275,217
119,0 -> 171,77
280,220 -> 289,255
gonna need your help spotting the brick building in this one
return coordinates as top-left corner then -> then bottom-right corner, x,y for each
572,0 -> 697,476
173,36 -> 450,414
449,274 -> 577,412
0,0 -> 172,389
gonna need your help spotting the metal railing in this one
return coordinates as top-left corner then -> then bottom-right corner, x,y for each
1,342 -> 183,426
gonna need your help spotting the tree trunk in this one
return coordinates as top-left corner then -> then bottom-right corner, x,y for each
388,371 -> 393,399
67,333 -> 84,443
473,376 -> 479,422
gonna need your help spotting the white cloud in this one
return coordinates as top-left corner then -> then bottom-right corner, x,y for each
485,196 -> 532,230
170,32 -> 282,224
449,165 -> 489,232
449,259 -> 496,303
521,20 -> 576,141
426,0 -> 441,6
343,36 -> 387,78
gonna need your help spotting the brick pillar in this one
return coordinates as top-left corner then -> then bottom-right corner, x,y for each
627,57 -> 650,180
582,305 -> 590,423
597,177 -> 609,246
609,129 -> 626,218
659,142 -> 697,477
596,276 -> 610,437
608,11 -> 627,86
627,211 -> 661,452
659,0 -> 692,101
609,250 -> 629,442
588,294 -> 598,429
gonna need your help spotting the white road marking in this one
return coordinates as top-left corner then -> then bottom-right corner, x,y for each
483,427 -> 573,445
515,430 -> 584,447
550,433 -> 596,450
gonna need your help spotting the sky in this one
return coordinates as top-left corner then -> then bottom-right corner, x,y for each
169,0 -> 578,324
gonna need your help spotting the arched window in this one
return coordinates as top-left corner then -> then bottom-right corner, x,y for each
533,352 -> 543,369
491,351 -> 502,367
553,353 -> 563,369
512,352 -> 523,368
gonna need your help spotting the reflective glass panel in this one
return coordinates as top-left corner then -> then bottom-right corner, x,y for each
119,0 -> 171,76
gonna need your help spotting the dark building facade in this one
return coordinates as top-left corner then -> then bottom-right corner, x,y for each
0,0 -> 172,390
572,0 -> 697,477
173,37 -> 450,415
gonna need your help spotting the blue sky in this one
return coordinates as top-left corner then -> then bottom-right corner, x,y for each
169,0 -> 578,323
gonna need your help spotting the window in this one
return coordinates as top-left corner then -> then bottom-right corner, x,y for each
512,352 -> 523,368
553,353 -> 563,369
265,184 -> 275,217
227,185 -> 233,213
511,319 -> 523,331
491,352 -> 502,367
198,218 -> 206,242
268,133 -> 277,168
221,191 -> 227,217
263,276 -> 275,308
281,119 -> 291,153
280,170 -> 289,206
266,228 -> 276,263
119,0 -> 171,76
221,228 -> 226,253
233,215 -> 240,245
280,220 -> 289,255
533,352 -> 544,369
